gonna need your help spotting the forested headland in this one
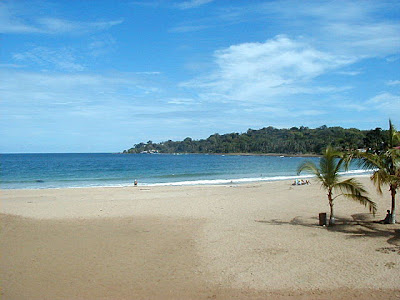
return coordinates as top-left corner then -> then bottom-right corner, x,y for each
123,125 -> 390,155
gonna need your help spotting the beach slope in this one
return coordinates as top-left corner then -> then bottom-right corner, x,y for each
1,177 -> 399,299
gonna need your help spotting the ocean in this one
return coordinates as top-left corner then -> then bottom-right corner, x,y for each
1,153 -> 368,189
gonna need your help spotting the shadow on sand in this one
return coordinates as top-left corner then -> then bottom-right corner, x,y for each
255,214 -> 400,254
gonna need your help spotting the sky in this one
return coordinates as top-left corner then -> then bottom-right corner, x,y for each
1,0 -> 399,153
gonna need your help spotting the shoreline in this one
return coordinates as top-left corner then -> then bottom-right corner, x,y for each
121,152 -> 322,157
2,177 -> 399,299
1,170 -> 371,191
211,152 -> 322,157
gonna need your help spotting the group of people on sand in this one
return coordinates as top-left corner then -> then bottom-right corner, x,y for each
292,179 -> 310,186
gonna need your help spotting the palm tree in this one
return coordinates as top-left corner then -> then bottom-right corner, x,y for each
297,146 -> 376,226
356,120 -> 399,224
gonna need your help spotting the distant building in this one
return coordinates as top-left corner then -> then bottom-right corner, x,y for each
140,150 -> 159,154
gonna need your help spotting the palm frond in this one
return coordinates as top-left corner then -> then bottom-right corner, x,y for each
341,152 -> 353,171
297,161 -> 319,176
341,193 -> 377,215
334,178 -> 377,215
297,146 -> 378,221
356,152 -> 383,170
319,146 -> 342,186
388,119 -> 400,148
354,148 -> 400,195
335,177 -> 368,197
370,169 -> 391,194
297,160 -> 326,188
333,157 -> 345,178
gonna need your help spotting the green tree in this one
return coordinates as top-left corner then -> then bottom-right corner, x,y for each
123,125 -> 369,155
364,127 -> 386,152
297,146 -> 376,225
356,120 -> 399,224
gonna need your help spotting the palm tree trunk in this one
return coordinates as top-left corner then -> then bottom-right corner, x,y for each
328,190 -> 335,226
391,186 -> 396,224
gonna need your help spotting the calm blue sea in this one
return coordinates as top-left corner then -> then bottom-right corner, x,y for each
0,153 -> 368,189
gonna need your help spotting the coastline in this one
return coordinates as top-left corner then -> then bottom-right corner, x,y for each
211,152 -> 321,157
121,152 -> 322,157
2,153 -> 327,190
1,170 -> 370,191
1,177 -> 399,299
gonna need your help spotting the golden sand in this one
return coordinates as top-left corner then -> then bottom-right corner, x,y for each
1,177 -> 399,299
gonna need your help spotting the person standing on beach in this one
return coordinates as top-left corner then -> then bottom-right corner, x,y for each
134,179 -> 138,186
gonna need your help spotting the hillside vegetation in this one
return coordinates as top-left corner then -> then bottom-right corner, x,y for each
123,125 -> 388,155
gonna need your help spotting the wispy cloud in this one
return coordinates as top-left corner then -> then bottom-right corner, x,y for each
368,92 -> 400,114
282,1 -> 400,58
13,47 -> 85,72
387,80 -> 400,86
336,71 -> 362,76
0,68 -> 205,151
0,70 -> 196,118
37,18 -> 123,34
0,2 -> 123,34
88,35 -> 117,57
130,1 -> 162,8
167,98 -> 197,105
176,0 -> 214,10
0,63 -> 25,69
169,25 -> 209,33
0,2 -> 37,33
178,1 -> 400,58
324,22 -> 400,57
182,35 -> 354,103
133,71 -> 162,75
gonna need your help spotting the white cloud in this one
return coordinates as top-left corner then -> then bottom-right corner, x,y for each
0,70 -> 198,123
0,2 -> 123,34
387,80 -> 400,86
176,0 -> 214,10
13,47 -> 85,72
130,1 -> 161,8
337,103 -> 367,112
324,22 -> 400,57
0,63 -> 25,68
336,71 -> 362,76
386,56 -> 400,62
133,71 -> 161,75
0,2 -> 39,33
0,71 -> 158,106
36,18 -> 123,34
182,35 -> 354,103
204,1 -> 400,58
368,92 -> 400,114
167,98 -> 196,105
88,35 -> 117,57
169,25 -> 209,33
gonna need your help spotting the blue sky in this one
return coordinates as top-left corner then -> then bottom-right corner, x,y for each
1,0 -> 399,153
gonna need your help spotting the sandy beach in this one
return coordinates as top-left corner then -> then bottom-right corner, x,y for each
1,177 -> 400,299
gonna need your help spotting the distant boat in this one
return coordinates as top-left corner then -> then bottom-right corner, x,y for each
280,155 -> 285,158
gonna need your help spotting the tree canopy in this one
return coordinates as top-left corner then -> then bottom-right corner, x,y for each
123,125 -> 390,155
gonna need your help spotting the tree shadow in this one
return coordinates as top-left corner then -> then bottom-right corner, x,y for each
255,214 -> 400,252
255,216 -> 319,229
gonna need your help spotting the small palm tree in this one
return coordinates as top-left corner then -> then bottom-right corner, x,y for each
298,146 -> 376,225
356,120 -> 399,224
